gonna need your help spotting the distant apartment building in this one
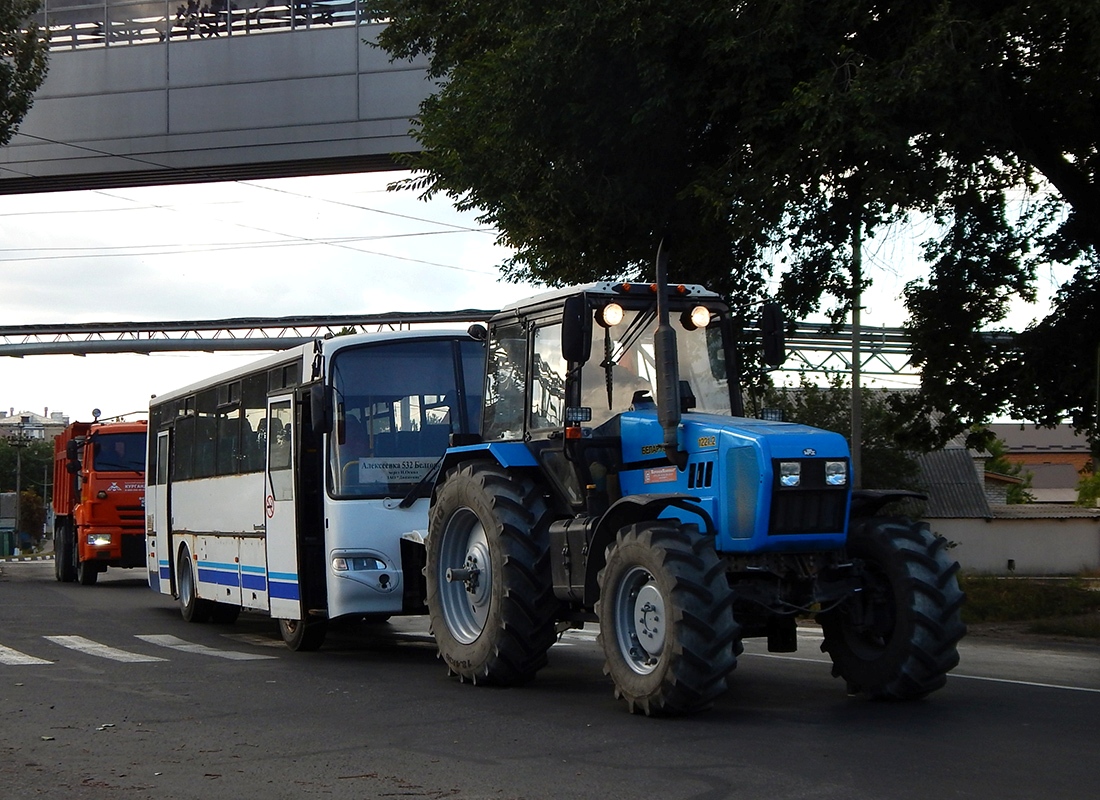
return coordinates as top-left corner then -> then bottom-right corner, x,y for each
0,409 -> 70,442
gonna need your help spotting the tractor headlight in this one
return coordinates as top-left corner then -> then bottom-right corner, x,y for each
778,461 -> 801,487
87,533 -> 112,547
825,461 -> 848,486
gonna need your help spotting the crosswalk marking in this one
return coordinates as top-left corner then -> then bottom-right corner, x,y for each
44,635 -> 168,663
0,644 -> 53,665
136,634 -> 277,661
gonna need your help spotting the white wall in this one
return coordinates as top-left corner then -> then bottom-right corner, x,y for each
928,517 -> 1100,576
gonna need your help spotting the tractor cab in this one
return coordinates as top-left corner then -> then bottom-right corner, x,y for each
476,281 -> 735,517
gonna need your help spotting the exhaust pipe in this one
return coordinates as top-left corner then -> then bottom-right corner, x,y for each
653,241 -> 686,469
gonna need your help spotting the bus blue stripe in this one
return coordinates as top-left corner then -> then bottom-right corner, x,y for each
269,581 -> 299,600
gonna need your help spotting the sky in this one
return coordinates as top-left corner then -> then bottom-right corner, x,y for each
0,170 -> 1070,423
0,171 -> 541,421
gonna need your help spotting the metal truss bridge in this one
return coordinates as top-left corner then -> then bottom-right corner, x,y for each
0,314 -> 918,379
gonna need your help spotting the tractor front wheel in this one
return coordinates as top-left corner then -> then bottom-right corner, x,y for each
818,517 -> 966,700
596,522 -> 741,716
427,462 -> 558,686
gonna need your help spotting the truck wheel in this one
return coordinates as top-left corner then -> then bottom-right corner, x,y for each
596,522 -> 740,716
177,548 -> 213,623
54,521 -> 76,583
427,462 -> 558,686
818,517 -> 966,700
278,617 -> 327,651
77,559 -> 99,586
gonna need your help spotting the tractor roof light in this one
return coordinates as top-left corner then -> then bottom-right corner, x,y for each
597,302 -> 624,327
680,305 -> 711,330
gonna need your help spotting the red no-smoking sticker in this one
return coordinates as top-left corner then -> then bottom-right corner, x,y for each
265,495 -> 275,518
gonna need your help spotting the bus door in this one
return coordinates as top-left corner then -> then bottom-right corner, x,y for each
149,429 -> 171,593
264,395 -> 301,619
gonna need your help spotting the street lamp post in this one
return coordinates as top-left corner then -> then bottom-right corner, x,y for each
12,415 -> 30,552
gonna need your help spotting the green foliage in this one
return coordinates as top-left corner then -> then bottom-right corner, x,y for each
368,0 -> 1100,443
960,575 -> 1100,624
982,435 -> 1035,504
1077,468 -> 1100,507
759,377 -> 921,491
0,436 -> 53,498
0,0 -> 48,146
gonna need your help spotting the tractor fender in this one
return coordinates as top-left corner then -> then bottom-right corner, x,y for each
582,493 -> 715,607
433,441 -> 538,496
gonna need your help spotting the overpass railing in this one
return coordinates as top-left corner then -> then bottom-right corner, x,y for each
36,0 -> 382,50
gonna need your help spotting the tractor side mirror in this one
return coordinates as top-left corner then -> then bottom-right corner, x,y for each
760,302 -> 786,367
561,294 -> 592,365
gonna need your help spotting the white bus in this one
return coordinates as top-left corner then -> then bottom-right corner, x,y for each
146,330 -> 484,650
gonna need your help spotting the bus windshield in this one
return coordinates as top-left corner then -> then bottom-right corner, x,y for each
328,338 -> 483,498
92,432 -> 146,473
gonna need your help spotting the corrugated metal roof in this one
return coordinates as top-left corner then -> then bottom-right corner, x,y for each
989,503 -> 1100,520
916,449 -> 993,519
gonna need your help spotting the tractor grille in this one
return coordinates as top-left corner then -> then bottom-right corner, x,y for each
769,489 -> 848,535
687,460 -> 714,489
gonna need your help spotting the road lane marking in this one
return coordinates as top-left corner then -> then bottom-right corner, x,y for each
742,651 -> 1100,694
137,634 -> 277,660
0,644 -> 52,665
44,635 -> 167,663
949,673 -> 1100,694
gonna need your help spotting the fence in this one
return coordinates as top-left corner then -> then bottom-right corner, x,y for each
36,0 -> 378,50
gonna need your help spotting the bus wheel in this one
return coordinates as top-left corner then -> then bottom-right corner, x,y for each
177,549 -> 213,623
279,617 -> 327,651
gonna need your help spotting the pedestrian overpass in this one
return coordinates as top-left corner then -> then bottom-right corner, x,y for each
0,2 -> 430,193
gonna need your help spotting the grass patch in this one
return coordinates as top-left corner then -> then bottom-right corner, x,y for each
959,575 -> 1100,637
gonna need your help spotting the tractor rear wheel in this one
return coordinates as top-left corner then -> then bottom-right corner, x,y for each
596,522 -> 741,716
818,517 -> 966,700
427,462 -> 558,686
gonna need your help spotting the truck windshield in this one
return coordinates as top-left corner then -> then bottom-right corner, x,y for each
92,432 -> 146,472
328,338 -> 484,499
579,304 -> 731,429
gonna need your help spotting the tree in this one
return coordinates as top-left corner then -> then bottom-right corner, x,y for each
982,437 -> 1034,505
368,1 -> 1100,443
0,436 -> 53,499
0,0 -> 48,146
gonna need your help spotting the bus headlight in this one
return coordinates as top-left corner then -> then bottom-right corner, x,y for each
778,461 -> 801,487
825,461 -> 848,486
87,533 -> 112,547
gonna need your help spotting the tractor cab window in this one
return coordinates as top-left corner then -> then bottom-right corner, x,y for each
482,322 -> 528,441
579,304 -> 732,429
529,323 -> 567,433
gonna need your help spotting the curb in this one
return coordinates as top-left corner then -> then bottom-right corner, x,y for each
0,554 -> 54,563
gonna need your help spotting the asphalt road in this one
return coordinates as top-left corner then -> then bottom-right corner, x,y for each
1,559 -> 1098,799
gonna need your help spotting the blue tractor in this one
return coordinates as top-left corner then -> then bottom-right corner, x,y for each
427,257 -> 965,715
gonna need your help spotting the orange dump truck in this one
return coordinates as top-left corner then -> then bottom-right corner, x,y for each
53,419 -> 148,585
